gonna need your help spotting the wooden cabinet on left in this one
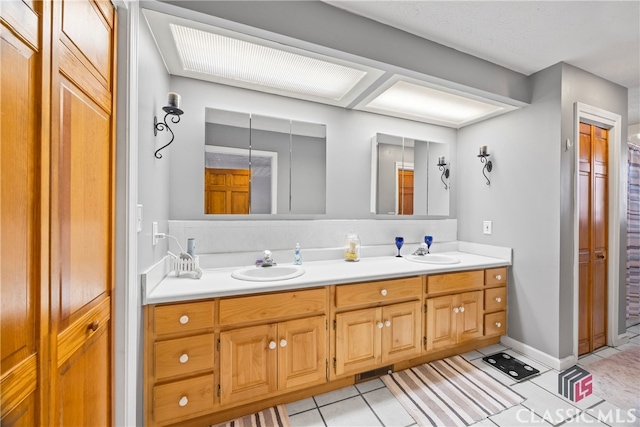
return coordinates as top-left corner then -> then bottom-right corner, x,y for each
1,0 -> 117,425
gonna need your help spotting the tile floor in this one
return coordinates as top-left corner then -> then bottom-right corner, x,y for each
286,323 -> 640,427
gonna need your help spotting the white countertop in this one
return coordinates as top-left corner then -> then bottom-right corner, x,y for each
144,249 -> 511,305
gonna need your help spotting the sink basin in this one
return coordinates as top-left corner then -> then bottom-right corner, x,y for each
231,265 -> 305,282
405,254 -> 461,265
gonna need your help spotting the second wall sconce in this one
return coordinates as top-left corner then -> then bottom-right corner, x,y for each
437,156 -> 450,190
478,145 -> 492,185
154,92 -> 184,159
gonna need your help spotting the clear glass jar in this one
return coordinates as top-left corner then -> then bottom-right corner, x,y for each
344,232 -> 361,262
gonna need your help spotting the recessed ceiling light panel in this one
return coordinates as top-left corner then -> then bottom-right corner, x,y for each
365,80 -> 505,127
170,24 -> 367,101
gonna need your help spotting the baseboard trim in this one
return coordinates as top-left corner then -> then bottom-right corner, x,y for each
611,332 -> 629,347
500,336 -> 576,371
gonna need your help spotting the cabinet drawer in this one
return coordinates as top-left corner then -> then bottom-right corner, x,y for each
219,288 -> 325,325
485,267 -> 507,287
155,334 -> 215,381
153,374 -> 214,424
427,271 -> 483,295
484,311 -> 506,336
484,287 -> 507,313
336,277 -> 421,309
154,301 -> 214,336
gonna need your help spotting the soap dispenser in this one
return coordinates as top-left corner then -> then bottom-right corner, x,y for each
294,243 -> 302,265
344,232 -> 361,262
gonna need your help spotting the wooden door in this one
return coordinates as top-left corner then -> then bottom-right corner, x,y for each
205,168 -> 250,214
381,301 -> 422,363
426,295 -> 457,351
0,1 -> 44,424
456,291 -> 484,343
335,308 -> 380,376
219,324 -> 277,406
578,123 -> 608,355
277,316 -> 326,390
49,0 -> 116,424
397,169 -> 414,215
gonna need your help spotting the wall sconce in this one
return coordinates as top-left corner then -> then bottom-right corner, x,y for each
478,145 -> 492,185
437,156 -> 449,190
154,92 -> 184,159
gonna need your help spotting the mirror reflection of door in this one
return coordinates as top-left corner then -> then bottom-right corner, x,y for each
205,168 -> 249,214
397,169 -> 414,215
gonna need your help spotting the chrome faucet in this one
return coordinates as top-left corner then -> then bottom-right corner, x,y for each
256,250 -> 277,267
412,243 -> 430,256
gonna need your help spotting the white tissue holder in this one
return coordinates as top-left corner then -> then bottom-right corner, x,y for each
168,251 -> 202,279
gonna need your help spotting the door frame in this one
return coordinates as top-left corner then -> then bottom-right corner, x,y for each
395,161 -> 414,215
204,145 -> 278,214
572,102 -> 624,361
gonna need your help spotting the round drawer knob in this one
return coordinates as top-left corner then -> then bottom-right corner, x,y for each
280,339 -> 287,348
179,354 -> 189,364
384,320 -> 391,327
380,289 -> 388,296
459,306 -> 465,313
179,315 -> 189,325
88,320 -> 99,332
453,307 -> 459,314
495,297 -> 502,303
179,396 -> 188,407
269,341 -> 277,350
377,322 -> 384,329
495,322 -> 502,328
496,275 -> 502,281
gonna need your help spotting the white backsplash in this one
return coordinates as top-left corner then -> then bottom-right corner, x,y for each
168,219 -> 457,256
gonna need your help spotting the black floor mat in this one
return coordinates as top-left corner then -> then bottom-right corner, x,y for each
482,352 -> 541,382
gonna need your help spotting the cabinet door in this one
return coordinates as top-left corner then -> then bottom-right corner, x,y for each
381,301 -> 422,363
335,308 -> 380,376
49,0 -> 116,424
278,316 -> 326,390
426,295 -> 456,351
1,1 -> 41,424
457,291 -> 483,343
219,324 -> 277,406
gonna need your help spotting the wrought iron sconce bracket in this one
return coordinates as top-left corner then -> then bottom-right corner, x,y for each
437,162 -> 450,190
154,105 -> 184,159
478,154 -> 492,185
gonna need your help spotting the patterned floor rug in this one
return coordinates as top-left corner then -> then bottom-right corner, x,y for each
586,347 -> 640,414
382,355 -> 525,426
213,405 -> 290,427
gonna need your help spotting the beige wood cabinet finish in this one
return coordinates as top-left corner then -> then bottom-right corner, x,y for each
144,268 -> 508,426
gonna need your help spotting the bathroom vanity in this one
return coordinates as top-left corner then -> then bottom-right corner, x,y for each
143,252 -> 509,426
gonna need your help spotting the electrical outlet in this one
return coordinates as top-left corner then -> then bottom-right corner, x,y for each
152,222 -> 158,245
483,220 -> 492,235
136,204 -> 143,232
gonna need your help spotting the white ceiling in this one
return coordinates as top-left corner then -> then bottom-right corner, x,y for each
323,0 -> 640,126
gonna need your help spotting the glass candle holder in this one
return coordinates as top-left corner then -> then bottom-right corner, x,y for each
344,232 -> 361,262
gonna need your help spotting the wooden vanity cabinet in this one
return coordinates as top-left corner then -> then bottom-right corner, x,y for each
334,277 -> 422,376
218,288 -> 327,407
484,267 -> 508,336
146,301 -> 216,426
425,271 -> 485,351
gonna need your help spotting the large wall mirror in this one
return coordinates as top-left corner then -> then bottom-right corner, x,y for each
204,108 -> 327,215
370,133 -> 450,216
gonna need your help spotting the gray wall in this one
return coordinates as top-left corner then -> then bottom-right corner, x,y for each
558,63 -> 629,355
458,62 -> 629,359
458,64 -> 563,357
137,8 -> 171,274
168,76 -> 457,219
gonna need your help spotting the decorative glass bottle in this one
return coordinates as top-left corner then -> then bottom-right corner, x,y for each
344,232 -> 361,262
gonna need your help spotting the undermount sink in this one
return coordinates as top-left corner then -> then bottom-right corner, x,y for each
231,265 -> 305,282
405,254 -> 461,265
